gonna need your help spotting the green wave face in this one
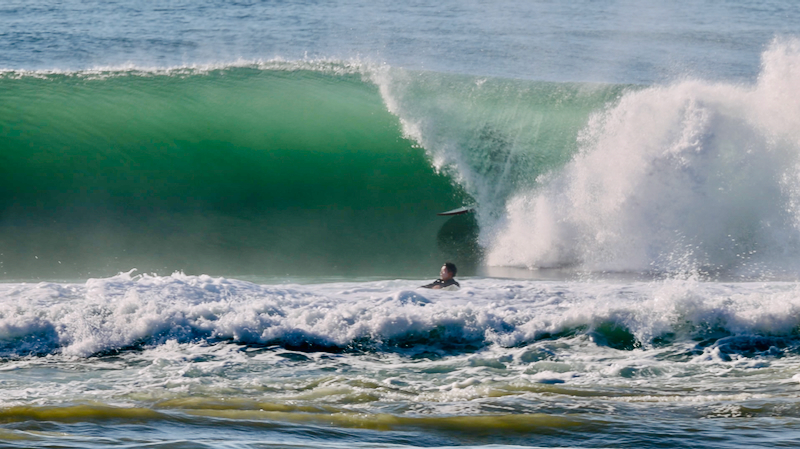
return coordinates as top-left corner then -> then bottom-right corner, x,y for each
0,68 -> 472,279
0,66 -> 623,279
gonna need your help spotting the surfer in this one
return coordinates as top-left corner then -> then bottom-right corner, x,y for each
421,262 -> 460,290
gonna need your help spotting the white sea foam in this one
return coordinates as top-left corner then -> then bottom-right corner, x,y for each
487,38 -> 800,275
2,272 -> 800,424
1,272 -> 799,358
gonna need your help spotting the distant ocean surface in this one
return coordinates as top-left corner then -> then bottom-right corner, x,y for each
3,1 -> 800,448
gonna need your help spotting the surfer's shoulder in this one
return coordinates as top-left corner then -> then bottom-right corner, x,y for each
421,279 -> 443,289
440,279 -> 460,291
420,278 -> 460,290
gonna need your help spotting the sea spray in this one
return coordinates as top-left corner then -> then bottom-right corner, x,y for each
371,68 -> 625,243
488,38 -> 800,276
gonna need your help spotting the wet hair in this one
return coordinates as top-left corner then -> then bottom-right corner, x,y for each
444,262 -> 457,276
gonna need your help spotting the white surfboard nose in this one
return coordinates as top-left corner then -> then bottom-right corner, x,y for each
437,206 -> 475,216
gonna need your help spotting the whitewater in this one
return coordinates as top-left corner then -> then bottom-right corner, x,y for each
488,40 -> 800,276
3,271 -> 800,447
4,1 -> 800,448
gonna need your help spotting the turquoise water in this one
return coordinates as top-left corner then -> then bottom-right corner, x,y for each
0,66 -> 622,279
3,1 -> 800,448
0,67 -> 470,278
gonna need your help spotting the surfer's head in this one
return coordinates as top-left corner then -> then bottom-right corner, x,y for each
441,262 -> 457,280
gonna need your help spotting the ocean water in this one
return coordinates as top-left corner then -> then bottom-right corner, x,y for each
3,1 -> 800,447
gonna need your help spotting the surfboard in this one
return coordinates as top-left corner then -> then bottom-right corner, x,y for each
437,206 -> 475,216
